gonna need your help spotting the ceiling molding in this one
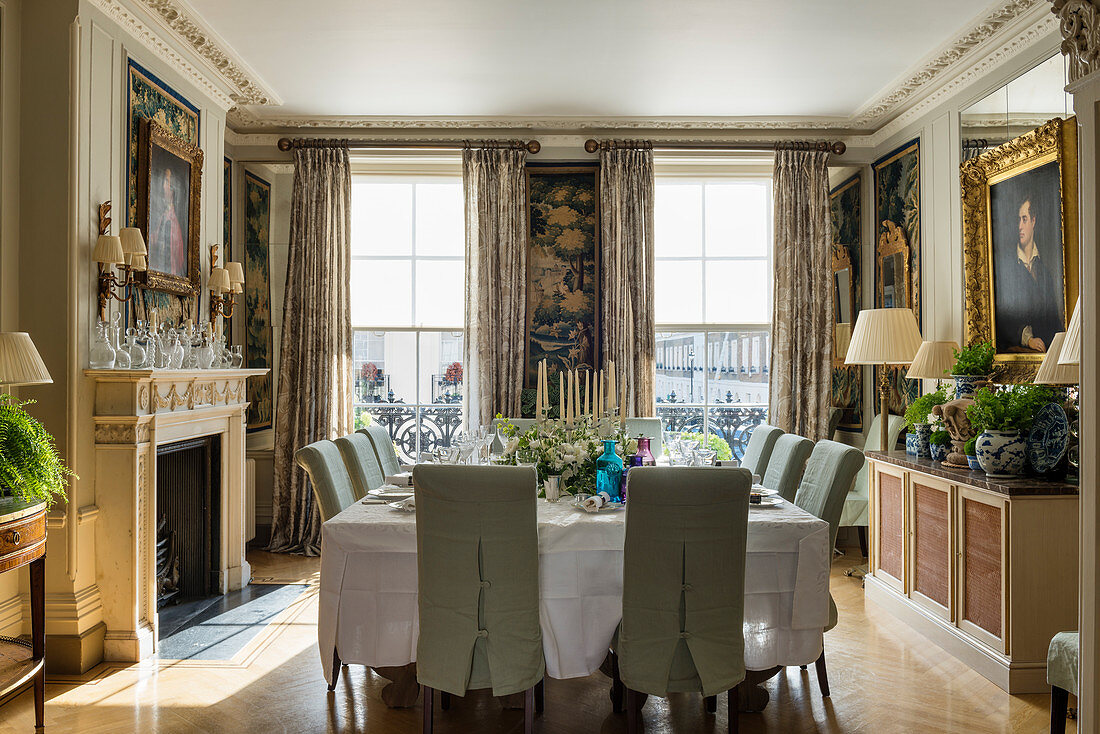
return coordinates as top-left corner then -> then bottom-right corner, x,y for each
88,0 -> 236,110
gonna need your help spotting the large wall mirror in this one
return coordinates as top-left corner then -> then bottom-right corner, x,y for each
833,244 -> 854,364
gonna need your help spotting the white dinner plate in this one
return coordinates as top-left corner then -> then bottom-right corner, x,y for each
751,487 -> 778,497
388,500 -> 416,512
368,487 -> 414,500
750,496 -> 783,508
570,500 -> 624,512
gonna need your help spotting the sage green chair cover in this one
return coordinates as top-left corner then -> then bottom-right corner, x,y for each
617,466 -> 751,698
840,413 -> 906,528
358,424 -> 402,477
1047,631 -> 1079,696
762,434 -> 814,502
625,417 -> 664,460
334,433 -> 385,500
294,440 -> 357,523
792,439 -> 865,631
414,464 -> 544,697
740,424 -> 783,477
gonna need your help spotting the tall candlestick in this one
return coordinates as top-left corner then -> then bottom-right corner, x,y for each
609,362 -> 616,414
584,370 -> 590,417
598,370 -> 605,415
536,362 -> 544,420
620,374 -> 627,429
558,370 -> 564,421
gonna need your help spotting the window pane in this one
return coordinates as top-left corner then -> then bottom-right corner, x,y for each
655,184 -> 703,257
706,331 -> 770,405
705,183 -> 769,257
352,259 -> 412,326
707,405 -> 768,460
352,182 -> 413,256
418,331 -> 464,404
655,260 -> 703,323
415,183 -> 464,256
654,331 -> 705,404
704,260 -> 769,323
415,260 -> 464,326
352,330 -> 416,404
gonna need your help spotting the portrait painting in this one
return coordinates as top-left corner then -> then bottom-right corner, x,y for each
524,164 -> 600,388
988,159 -> 1065,354
137,119 -> 203,295
961,117 -> 1078,382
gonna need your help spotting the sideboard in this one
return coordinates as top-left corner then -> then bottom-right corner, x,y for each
864,451 -> 1079,694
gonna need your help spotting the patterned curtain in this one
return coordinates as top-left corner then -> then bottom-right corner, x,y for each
769,148 -> 833,440
599,143 -> 656,416
268,145 -> 353,555
462,143 -> 528,428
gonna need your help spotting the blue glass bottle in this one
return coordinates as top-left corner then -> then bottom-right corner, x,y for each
596,440 -> 624,501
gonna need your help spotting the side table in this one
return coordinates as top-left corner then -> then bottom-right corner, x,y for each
0,499 -> 46,730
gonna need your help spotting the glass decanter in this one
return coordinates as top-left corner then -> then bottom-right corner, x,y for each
89,321 -> 116,369
109,315 -> 130,369
230,345 -> 244,369
595,439 -> 624,502
635,437 -> 657,466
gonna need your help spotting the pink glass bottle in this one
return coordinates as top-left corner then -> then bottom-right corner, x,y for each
636,437 -> 657,466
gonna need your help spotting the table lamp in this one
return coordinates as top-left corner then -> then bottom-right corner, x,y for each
1035,332 -> 1079,385
0,332 -> 53,388
845,308 -> 923,450
1059,297 -> 1080,366
906,340 -> 959,388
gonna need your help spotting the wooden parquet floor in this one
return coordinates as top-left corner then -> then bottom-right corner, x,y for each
0,550 -> 1076,733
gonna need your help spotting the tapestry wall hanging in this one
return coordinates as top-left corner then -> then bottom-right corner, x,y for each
873,138 -> 921,416
224,157 -> 234,344
829,172 -> 863,432
960,117 -> 1078,383
524,164 -> 600,388
126,58 -> 200,326
244,170 -> 273,431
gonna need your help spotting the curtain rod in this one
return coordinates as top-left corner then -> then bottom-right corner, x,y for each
583,138 -> 846,155
276,137 -> 541,153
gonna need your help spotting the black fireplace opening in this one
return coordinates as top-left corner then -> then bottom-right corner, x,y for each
156,437 -> 221,608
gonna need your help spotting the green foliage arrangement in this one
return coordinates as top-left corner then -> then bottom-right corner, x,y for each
963,436 -> 977,456
965,385 -> 1059,434
903,385 -> 951,430
930,430 -> 952,447
679,432 -> 733,461
951,342 -> 995,376
0,396 -> 73,507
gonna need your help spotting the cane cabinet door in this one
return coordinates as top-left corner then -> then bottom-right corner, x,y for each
872,461 -> 907,593
908,473 -> 953,620
957,487 -> 1007,653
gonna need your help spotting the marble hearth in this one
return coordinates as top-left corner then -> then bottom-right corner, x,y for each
84,368 -> 267,662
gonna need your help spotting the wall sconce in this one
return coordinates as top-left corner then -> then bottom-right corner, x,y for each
93,201 -> 147,320
209,244 -> 244,321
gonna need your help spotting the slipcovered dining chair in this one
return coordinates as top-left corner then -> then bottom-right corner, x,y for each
739,424 -> 783,477
610,466 -> 752,734
334,433 -> 386,500
294,440 -> 357,522
761,434 -> 814,502
790,439 -> 865,696
626,417 -> 665,460
413,464 -> 544,734
359,424 -> 402,477
840,413 -> 906,559
1047,631 -> 1078,733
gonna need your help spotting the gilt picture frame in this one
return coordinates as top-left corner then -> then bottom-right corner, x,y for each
960,117 -> 1078,383
136,119 -> 203,296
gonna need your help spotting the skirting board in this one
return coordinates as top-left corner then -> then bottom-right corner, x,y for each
864,575 -> 1049,694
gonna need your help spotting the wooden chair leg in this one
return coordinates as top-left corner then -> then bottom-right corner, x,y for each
422,685 -> 433,734
704,694 -> 717,713
327,647 -> 341,691
728,684 -> 739,734
524,685 -> 535,734
626,688 -> 641,734
1051,686 -> 1068,734
815,649 -> 830,697
857,526 -> 869,558
439,691 -> 450,711
609,651 -> 624,713
535,678 -> 544,713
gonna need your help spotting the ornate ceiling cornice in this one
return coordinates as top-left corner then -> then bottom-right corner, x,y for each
1050,0 -> 1100,81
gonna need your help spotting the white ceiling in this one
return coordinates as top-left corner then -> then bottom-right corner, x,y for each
185,0 -> 1002,123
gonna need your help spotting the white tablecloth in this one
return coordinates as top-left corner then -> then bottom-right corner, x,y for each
319,496 -> 831,685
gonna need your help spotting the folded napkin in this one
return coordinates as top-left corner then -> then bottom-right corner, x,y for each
580,491 -> 613,513
385,472 -> 413,487
392,496 -> 416,512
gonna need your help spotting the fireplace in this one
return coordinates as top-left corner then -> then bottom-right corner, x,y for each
156,438 -> 221,605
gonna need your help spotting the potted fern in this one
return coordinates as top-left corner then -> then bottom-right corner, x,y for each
966,385 -> 1057,477
903,385 -> 950,458
950,342 -> 995,399
0,396 -> 72,514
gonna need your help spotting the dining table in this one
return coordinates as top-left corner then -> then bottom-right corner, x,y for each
318,484 -> 832,711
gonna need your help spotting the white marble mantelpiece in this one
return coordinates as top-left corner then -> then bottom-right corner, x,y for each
83,368 -> 267,662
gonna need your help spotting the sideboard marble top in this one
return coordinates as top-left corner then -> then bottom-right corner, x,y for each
865,450 -> 1078,497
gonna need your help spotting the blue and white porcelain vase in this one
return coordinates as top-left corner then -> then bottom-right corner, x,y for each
951,374 -> 990,400
914,424 -> 933,459
905,432 -> 919,456
929,442 -> 949,462
975,429 -> 1026,477
967,455 -> 982,471
595,440 -> 624,501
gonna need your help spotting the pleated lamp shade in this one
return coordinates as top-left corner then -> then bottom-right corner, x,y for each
844,308 -> 923,365
226,261 -> 244,286
92,235 -> 124,265
0,332 -> 52,387
119,227 -> 147,256
209,267 -> 231,294
1035,332 -> 1079,385
906,340 -> 959,380
1059,296 -> 1080,366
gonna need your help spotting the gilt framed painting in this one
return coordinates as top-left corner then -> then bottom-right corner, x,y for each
524,163 -> 601,388
961,117 -> 1078,383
